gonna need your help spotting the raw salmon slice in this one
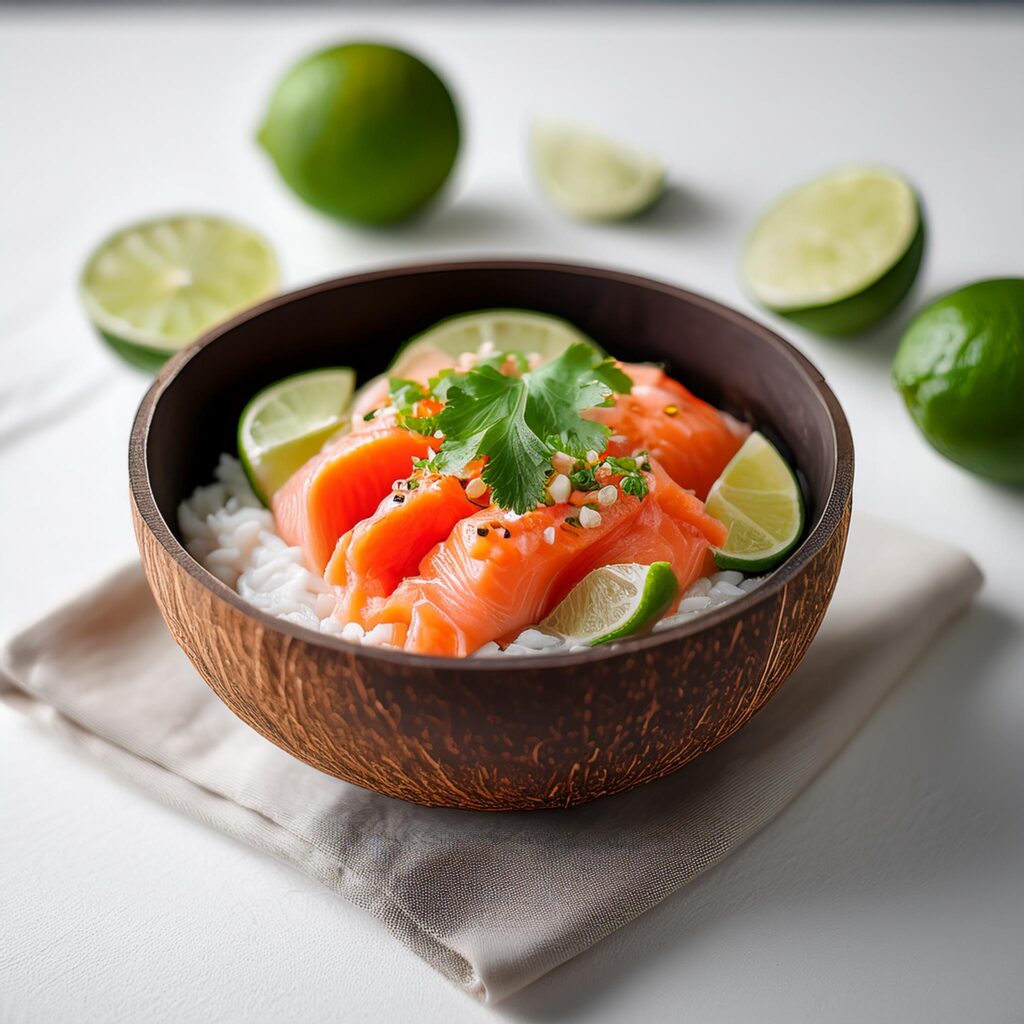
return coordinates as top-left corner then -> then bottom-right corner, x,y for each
554,462 -> 726,610
367,459 -> 726,656
271,425 -> 437,573
588,363 -> 749,499
325,474 -> 482,623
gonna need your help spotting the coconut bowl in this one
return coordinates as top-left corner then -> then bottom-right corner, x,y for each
129,259 -> 854,811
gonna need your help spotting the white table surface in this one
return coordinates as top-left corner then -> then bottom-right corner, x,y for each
2,6 -> 1023,1022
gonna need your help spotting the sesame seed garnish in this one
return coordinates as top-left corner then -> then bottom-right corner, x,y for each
579,506 -> 602,529
543,526 -> 555,544
465,477 -> 487,499
597,485 -> 618,506
392,493 -> 405,504
663,404 -> 679,416
476,527 -> 489,537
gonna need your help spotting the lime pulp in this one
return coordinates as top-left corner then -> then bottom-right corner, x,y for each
387,308 -> 603,379
742,167 -> 924,336
238,368 -> 356,504
705,432 -> 805,572
541,561 -> 678,645
80,214 -> 279,371
530,119 -> 666,221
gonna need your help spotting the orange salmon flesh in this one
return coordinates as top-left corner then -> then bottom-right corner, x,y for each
270,359 -> 747,655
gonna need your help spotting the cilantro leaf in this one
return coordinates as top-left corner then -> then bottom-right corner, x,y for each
433,367 -> 525,476
427,368 -> 459,403
388,377 -> 425,414
387,377 -> 441,436
431,344 -> 632,512
479,410 -> 551,515
526,343 -> 626,457
592,360 -> 634,397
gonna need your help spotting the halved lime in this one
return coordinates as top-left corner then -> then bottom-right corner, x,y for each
387,308 -> 603,378
742,167 -> 924,336
541,561 -> 678,646
238,368 -> 356,504
80,214 -> 279,371
705,432 -> 805,572
530,119 -> 666,222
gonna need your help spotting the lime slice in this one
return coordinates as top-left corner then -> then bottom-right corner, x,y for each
387,308 -> 603,378
81,214 -> 279,371
541,562 -> 678,646
530,119 -> 666,221
705,432 -> 805,572
742,167 -> 925,336
238,368 -> 356,504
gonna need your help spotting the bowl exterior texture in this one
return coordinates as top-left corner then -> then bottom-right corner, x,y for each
134,507 -> 848,810
131,260 -> 853,811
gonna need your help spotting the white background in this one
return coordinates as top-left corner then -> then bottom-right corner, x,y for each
2,6 -> 1023,1022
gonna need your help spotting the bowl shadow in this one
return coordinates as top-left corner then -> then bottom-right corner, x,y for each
497,601 -> 1016,1020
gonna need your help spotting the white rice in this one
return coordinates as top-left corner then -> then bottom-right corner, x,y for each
178,455 -> 763,656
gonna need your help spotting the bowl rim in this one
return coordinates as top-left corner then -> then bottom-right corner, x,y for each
130,257 -> 854,672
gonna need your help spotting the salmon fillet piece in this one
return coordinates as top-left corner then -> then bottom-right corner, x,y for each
325,474 -> 481,623
271,425 -> 437,573
587,362 -> 749,499
366,459 -> 726,656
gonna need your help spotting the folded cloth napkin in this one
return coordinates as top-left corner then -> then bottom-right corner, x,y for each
0,514 -> 981,1003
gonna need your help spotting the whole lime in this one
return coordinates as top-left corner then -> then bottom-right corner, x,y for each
893,278 -> 1024,484
257,42 -> 460,225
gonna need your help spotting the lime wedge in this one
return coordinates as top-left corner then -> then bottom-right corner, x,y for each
530,119 -> 666,221
80,214 -> 279,371
705,432 -> 805,572
742,167 -> 924,336
238,368 -> 356,504
388,308 -> 602,378
541,562 -> 678,646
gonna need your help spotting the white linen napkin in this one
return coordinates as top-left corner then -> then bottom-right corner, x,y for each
0,514 -> 981,1003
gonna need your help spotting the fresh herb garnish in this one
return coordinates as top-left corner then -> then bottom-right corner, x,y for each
569,466 -> 600,492
621,475 -> 648,499
431,344 -> 632,513
388,377 -> 440,436
389,377 -> 425,413
427,368 -> 459,403
603,454 -> 650,500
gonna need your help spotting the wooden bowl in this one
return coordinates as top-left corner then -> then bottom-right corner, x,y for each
130,260 -> 853,811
